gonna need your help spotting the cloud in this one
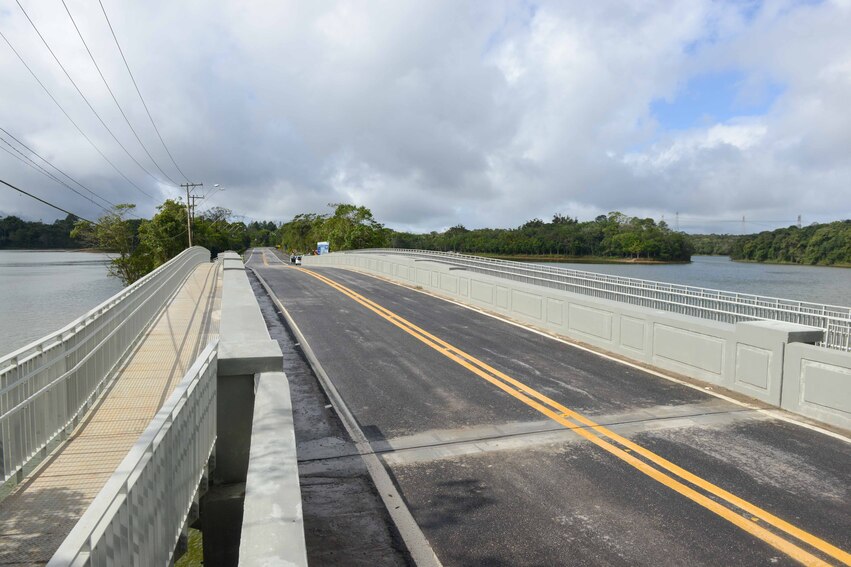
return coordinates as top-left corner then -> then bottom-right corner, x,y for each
1,0 -> 849,233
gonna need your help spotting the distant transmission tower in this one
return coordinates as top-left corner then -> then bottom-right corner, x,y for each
741,215 -> 746,235
675,211 -> 679,232
797,214 -> 802,228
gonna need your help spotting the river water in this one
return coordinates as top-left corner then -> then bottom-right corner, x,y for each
0,250 -> 123,357
538,255 -> 850,308
0,251 -> 848,358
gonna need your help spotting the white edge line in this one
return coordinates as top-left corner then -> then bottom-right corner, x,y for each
324,263 -> 851,445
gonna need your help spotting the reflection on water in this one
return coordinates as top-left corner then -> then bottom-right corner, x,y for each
538,256 -> 851,308
0,250 -> 124,356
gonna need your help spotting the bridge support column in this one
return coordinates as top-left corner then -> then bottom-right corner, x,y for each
199,252 -> 283,566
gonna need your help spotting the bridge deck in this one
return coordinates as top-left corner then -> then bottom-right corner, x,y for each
0,262 -> 221,566
251,249 -> 850,566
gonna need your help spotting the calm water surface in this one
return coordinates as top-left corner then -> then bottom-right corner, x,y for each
0,250 -> 123,356
539,255 -> 850,308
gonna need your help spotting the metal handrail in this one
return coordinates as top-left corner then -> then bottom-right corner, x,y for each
0,247 -> 211,483
344,249 -> 851,351
49,342 -> 218,567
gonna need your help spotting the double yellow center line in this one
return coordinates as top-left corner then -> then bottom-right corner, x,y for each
297,267 -> 849,566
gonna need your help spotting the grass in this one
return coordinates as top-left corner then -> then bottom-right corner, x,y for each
175,529 -> 203,566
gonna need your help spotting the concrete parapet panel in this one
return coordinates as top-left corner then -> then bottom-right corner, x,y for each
735,344 -> 772,391
440,273 -> 459,294
731,320 -> 822,405
417,267 -> 431,286
471,280 -> 494,305
569,304 -> 613,342
512,289 -> 543,321
782,344 -> 851,431
496,286 -> 510,309
653,324 -> 725,382
547,298 -> 564,326
620,316 -> 646,353
394,263 -> 412,280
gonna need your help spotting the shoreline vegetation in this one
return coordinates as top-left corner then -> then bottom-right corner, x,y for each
281,209 -> 694,263
731,257 -> 851,269
476,253 -> 690,265
3,209 -> 849,278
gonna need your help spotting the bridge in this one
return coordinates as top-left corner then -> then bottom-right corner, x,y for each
1,247 -> 849,565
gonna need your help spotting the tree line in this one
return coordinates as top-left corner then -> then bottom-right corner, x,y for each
0,214 -> 83,249
1,202 -> 280,285
38,200 -> 277,284
389,212 -> 693,261
730,221 -> 851,266
278,203 -> 390,253
277,207 -> 693,261
4,204 -> 848,286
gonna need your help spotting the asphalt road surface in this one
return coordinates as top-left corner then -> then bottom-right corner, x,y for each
248,248 -> 850,567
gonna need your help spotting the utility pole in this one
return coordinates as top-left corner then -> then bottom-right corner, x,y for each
797,214 -> 802,229
190,194 -> 204,224
180,182 -> 203,247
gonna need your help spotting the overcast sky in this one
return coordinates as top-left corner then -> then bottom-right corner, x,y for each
1,0 -> 849,234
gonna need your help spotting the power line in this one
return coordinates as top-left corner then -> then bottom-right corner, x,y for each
0,28 -> 154,199
14,0 -> 162,194
0,126 -> 117,208
60,0 -> 178,186
0,135 -> 110,212
98,0 -> 192,183
181,182 -> 203,247
0,177 -> 98,224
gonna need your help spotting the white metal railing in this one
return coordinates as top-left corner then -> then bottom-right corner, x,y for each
0,246 -> 211,483
49,342 -> 218,566
348,249 -> 851,351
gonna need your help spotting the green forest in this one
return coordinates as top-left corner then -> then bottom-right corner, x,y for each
689,233 -> 739,256
278,203 -> 391,253
0,214 -> 83,249
730,221 -> 851,266
4,204 -> 849,285
68,200 -> 280,284
389,213 -> 693,261
279,209 -> 693,262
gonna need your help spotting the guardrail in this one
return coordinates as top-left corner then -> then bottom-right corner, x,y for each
0,246 -> 211,484
348,249 -> 851,351
49,342 -> 218,566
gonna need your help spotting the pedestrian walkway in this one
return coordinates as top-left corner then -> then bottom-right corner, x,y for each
0,261 -> 221,566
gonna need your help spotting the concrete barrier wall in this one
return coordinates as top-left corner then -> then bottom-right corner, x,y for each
204,252 -> 306,567
239,371 -> 306,566
783,344 -> 851,430
304,252 -> 850,430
